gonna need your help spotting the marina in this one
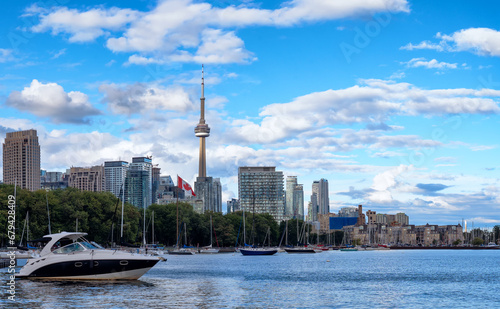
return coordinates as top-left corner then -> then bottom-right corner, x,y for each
3,249 -> 500,308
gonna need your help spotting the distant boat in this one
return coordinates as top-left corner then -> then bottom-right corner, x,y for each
199,245 -> 219,254
340,248 -> 358,252
285,247 -> 322,254
240,248 -> 278,256
169,247 -> 196,255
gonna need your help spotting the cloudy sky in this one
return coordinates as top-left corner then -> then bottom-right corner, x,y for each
1,0 -> 499,227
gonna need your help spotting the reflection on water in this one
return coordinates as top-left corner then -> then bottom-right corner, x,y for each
2,250 -> 500,308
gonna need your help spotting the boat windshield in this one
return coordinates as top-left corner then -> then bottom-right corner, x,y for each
52,242 -> 86,254
80,242 -> 99,250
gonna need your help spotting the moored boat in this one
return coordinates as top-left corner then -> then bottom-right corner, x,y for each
240,248 -> 278,256
16,232 -> 163,280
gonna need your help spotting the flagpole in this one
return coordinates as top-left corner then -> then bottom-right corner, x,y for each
176,175 -> 179,249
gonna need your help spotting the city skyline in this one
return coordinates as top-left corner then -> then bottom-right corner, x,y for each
0,1 -> 499,227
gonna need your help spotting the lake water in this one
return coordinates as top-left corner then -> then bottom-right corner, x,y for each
2,249 -> 499,308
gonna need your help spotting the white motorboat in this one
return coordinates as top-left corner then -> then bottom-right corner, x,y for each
16,232 -> 164,280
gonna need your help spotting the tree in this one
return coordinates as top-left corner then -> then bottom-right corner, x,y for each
452,239 -> 462,246
472,237 -> 484,246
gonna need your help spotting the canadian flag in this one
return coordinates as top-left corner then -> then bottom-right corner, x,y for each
178,176 -> 196,197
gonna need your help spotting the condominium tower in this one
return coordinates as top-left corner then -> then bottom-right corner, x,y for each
68,166 -> 105,192
238,166 -> 285,222
311,179 -> 329,221
104,161 -> 129,198
2,129 -> 41,191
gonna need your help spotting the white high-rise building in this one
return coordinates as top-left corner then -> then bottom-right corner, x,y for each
104,161 -> 129,198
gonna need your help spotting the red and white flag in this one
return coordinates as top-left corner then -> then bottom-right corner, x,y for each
178,176 -> 196,197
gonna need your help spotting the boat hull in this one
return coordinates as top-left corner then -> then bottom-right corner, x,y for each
16,258 -> 159,280
240,249 -> 278,256
285,248 -> 319,253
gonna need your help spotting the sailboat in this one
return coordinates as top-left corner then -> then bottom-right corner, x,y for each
240,193 -> 277,256
199,215 -> 219,254
169,222 -> 196,255
240,226 -> 278,256
285,220 -> 322,253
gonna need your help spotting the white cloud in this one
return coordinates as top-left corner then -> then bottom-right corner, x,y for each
367,165 -> 412,203
99,83 -> 195,115
29,0 -> 409,64
402,27 -> 500,57
0,49 -> 14,63
404,58 -> 459,70
32,7 -> 140,42
400,41 -> 444,51
6,79 -> 101,124
230,79 -> 500,144
469,145 -> 497,151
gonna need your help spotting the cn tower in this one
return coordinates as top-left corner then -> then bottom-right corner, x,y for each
195,65 -> 210,178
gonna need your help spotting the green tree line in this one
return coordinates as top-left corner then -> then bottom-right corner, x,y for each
1,184 -> 345,248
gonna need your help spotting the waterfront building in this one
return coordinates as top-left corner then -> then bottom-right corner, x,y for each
152,166 -> 161,204
238,166 -> 285,222
125,169 -> 150,208
2,129 -> 41,191
366,210 -> 377,224
339,207 -> 359,217
227,198 -> 240,213
41,170 -> 67,191
129,157 -> 153,206
311,179 -> 329,221
68,166 -> 105,192
285,176 -> 297,219
293,184 -> 304,220
104,161 -> 129,198
194,66 -> 222,213
396,212 -> 409,225
317,179 -> 329,215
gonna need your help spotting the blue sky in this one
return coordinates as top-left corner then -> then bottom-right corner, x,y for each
1,0 -> 499,227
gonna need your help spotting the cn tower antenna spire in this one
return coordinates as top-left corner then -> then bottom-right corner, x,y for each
201,64 -> 205,99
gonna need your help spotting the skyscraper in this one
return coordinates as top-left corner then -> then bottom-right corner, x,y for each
2,129 -> 41,191
285,176 -> 297,219
238,166 -> 285,222
310,178 -> 329,221
129,157 -> 153,207
194,66 -> 222,213
318,178 -> 330,215
125,169 -> 150,209
293,184 -> 304,220
104,160 -> 129,198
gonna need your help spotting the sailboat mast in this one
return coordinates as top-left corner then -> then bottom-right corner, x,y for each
176,186 -> 179,248
143,197 -> 146,247
152,210 -> 155,245
243,206 -> 246,245
46,189 -> 51,234
210,215 -> 213,246
120,183 -> 124,241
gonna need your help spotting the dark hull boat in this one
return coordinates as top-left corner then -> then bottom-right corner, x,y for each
240,248 -> 278,256
285,247 -> 322,253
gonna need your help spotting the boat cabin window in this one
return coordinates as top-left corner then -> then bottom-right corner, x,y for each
53,242 -> 85,254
